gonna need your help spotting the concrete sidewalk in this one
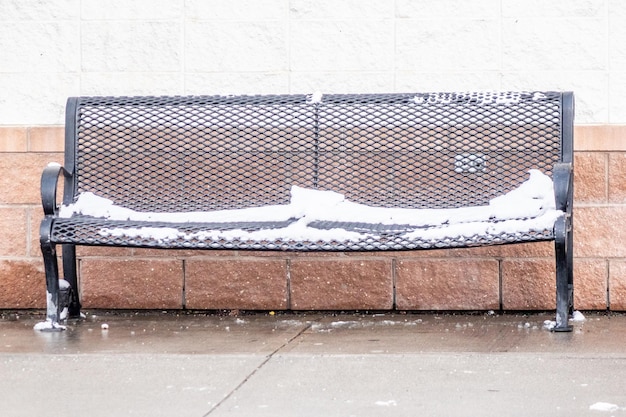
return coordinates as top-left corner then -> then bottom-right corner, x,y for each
1,310 -> 625,417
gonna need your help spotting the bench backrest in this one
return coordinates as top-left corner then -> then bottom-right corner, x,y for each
63,92 -> 573,212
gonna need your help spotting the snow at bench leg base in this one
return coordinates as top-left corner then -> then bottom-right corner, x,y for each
35,237 -> 66,332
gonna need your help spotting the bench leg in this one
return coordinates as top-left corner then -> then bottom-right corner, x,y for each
554,215 -> 573,332
35,217 -> 66,331
36,241 -> 66,331
62,244 -> 82,318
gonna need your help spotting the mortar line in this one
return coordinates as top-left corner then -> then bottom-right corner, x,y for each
203,321 -> 313,416
181,259 -> 187,310
391,257 -> 397,309
498,258 -> 504,311
606,258 -> 611,310
286,258 -> 292,310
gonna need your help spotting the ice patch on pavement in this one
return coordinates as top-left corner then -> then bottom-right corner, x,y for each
311,319 -> 424,333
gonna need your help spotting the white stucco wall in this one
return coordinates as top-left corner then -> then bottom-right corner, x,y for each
0,0 -> 623,125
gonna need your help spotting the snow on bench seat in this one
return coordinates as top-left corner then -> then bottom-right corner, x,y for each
57,170 -> 561,248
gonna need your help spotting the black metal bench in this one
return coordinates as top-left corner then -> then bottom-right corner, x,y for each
38,91 -> 575,331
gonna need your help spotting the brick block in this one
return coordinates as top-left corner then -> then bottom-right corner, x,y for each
0,1 -> 78,20
76,246 -> 134,257
186,21 -> 288,72
82,21 -> 181,72
0,260 -> 46,308
609,260 -> 626,311
574,259 -> 607,310
290,259 -> 393,310
490,241 -> 555,258
0,153 -> 62,204
0,73 -> 79,125
345,242 -> 553,260
502,18 -> 605,71
0,127 -> 28,152
0,22 -> 79,73
185,259 -> 288,310
187,0 -> 285,20
574,126 -> 626,151
80,259 -> 184,309
608,152 -> 626,203
291,0 -> 393,19
396,19 -> 499,71
82,72 -> 184,97
609,76 -> 626,124
291,20 -> 393,72
185,72 -> 288,96
396,71 -> 500,93
396,259 -> 499,310
132,248 -> 238,258
575,207 -> 626,257
502,0 -> 604,17
0,208 -> 28,257
501,259 -> 555,310
397,0 -> 499,19
28,127 -> 65,152
290,71 -> 392,95
29,209 -> 42,258
574,152 -> 607,203
81,0 -> 183,20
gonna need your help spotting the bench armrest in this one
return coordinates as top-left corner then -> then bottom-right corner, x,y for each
41,163 -> 71,216
553,162 -> 573,212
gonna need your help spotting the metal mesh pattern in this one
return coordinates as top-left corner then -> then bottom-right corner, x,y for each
54,91 -> 567,250
75,95 -> 315,212
50,217 -> 554,251
317,92 -> 561,208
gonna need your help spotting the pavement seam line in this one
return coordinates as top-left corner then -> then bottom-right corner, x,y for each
202,321 -> 313,416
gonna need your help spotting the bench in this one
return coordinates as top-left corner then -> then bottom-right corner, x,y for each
37,91 -> 575,332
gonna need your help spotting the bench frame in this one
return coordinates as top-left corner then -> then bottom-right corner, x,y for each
38,92 -> 575,332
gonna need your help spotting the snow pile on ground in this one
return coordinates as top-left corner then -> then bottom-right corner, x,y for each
58,169 -> 562,244
542,311 -> 586,331
571,310 -> 586,322
33,320 -> 66,331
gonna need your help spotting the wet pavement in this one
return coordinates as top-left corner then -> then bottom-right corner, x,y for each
1,310 -> 625,416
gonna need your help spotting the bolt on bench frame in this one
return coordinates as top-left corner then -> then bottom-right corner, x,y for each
39,92 -> 575,331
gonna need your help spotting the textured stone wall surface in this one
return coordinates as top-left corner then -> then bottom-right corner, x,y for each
1,0 -> 625,311
1,0 -> 624,124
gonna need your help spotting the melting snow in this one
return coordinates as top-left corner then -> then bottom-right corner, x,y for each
412,91 -> 547,105
571,310 -> 586,322
33,320 -> 66,331
308,91 -> 323,104
375,400 -> 398,407
58,170 -> 561,244
589,402 -> 620,412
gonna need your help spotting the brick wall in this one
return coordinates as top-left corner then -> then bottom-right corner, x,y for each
0,127 -> 64,308
1,125 -> 625,311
